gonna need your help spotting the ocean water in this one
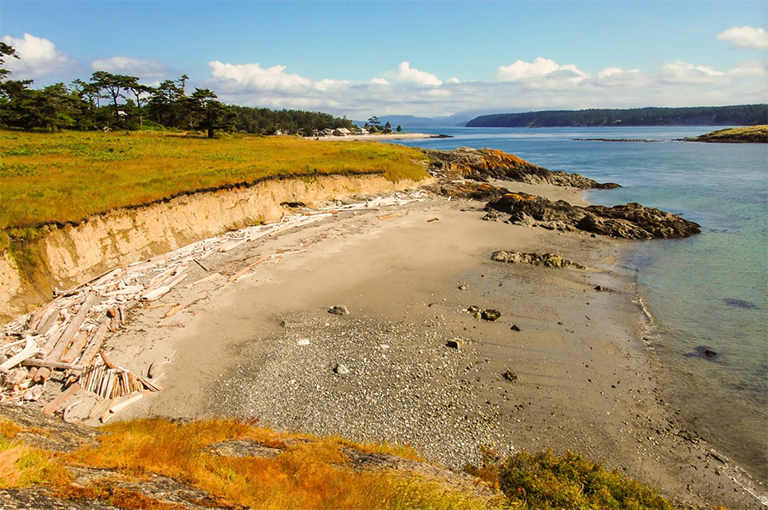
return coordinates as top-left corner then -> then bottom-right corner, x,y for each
390,126 -> 768,482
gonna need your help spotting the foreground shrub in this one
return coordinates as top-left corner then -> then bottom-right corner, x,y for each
495,450 -> 672,509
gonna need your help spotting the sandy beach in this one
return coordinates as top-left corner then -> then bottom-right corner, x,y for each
313,132 -> 449,142
92,180 -> 766,508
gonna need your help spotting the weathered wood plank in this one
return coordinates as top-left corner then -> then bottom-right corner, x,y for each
42,383 -> 81,415
45,291 -> 97,361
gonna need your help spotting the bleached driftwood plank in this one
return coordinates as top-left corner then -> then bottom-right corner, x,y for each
45,291 -> 97,361
0,337 -> 43,372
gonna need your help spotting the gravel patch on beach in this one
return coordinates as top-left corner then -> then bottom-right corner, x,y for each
211,311 -> 514,468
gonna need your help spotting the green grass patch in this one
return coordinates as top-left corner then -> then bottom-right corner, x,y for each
468,449 -> 677,509
0,130 -> 429,229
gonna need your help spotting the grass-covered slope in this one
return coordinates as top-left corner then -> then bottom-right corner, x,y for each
0,130 -> 429,229
0,411 -> 683,510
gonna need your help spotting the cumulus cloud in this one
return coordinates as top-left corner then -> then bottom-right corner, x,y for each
495,57 -> 560,81
0,33 -> 70,78
726,60 -> 768,78
209,61 -> 313,92
595,67 -> 649,87
386,61 -> 442,86
91,56 -> 167,78
447,77 -> 461,84
718,26 -> 768,50
659,61 -> 725,84
495,57 -> 588,88
206,54 -> 766,120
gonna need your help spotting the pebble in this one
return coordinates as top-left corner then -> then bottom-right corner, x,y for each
210,311 -> 512,468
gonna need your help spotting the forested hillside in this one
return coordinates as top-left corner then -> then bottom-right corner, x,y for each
466,105 -> 767,128
0,43 -> 354,137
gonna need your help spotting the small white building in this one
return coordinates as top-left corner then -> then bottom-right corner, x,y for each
333,127 -> 352,136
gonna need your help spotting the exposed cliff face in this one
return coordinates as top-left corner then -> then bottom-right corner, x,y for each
485,192 -> 701,240
425,147 -> 619,189
0,173 -> 424,321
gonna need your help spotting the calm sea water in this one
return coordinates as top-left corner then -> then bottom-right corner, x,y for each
390,126 -> 768,482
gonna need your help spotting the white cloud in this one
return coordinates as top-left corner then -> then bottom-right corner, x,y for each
595,67 -> 649,87
386,61 -> 442,86
0,33 -> 70,78
91,56 -> 167,78
207,56 -> 766,120
726,60 -> 768,78
314,78 -> 350,92
718,26 -> 768,50
659,61 -> 724,84
495,57 -> 560,81
209,61 -> 313,92
495,57 -> 589,89
447,77 -> 461,84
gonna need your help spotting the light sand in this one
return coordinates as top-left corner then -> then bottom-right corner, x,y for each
311,133 -> 447,142
102,182 -> 765,508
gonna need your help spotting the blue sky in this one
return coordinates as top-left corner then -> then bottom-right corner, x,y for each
2,1 -> 767,118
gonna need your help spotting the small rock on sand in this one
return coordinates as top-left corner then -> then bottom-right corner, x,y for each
334,363 -> 350,375
328,305 -> 350,316
446,339 -> 464,350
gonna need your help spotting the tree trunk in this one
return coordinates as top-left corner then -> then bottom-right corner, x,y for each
207,127 -> 214,138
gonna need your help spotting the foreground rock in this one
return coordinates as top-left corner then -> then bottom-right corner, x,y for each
425,180 -> 511,201
486,192 -> 701,239
426,147 -> 619,189
490,250 -> 586,269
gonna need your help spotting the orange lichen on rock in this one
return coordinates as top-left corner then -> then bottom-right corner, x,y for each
477,149 -> 533,170
502,193 -> 535,201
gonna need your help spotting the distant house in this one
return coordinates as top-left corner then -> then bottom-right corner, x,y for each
321,128 -> 334,136
333,127 -> 352,136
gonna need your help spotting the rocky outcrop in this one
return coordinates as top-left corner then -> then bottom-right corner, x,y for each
426,147 -> 619,189
425,180 -> 511,201
490,250 -> 586,269
682,126 -> 768,144
486,192 -> 701,239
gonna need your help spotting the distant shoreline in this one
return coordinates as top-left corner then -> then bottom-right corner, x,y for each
310,133 -> 452,141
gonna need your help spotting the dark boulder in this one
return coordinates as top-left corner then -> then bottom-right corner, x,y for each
486,193 -> 700,239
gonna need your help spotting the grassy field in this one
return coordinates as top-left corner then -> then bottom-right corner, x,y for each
0,130 -> 429,230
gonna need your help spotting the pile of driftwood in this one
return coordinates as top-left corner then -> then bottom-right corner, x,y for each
0,192 -> 425,421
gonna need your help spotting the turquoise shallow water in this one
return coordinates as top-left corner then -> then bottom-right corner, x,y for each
391,126 -> 768,482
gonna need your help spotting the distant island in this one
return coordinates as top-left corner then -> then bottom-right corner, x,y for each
681,125 -> 768,143
466,104 -> 768,128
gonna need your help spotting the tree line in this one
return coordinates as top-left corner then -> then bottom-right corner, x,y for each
0,43 -> 355,137
466,105 -> 768,128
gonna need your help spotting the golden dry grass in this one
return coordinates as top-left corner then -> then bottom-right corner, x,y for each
0,437 -> 71,489
0,130 -> 429,229
689,125 -> 768,143
63,418 -> 492,509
